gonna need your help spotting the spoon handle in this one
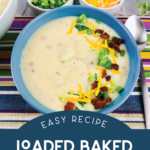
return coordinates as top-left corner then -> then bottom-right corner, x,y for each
140,59 -> 150,129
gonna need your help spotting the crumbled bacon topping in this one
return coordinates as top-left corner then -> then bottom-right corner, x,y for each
113,37 -> 124,46
94,97 -> 112,109
102,70 -> 107,78
91,81 -> 99,89
105,76 -> 111,81
95,29 -> 104,34
108,42 -> 121,53
64,102 -> 75,111
111,63 -> 119,70
100,86 -> 108,92
100,32 -> 110,39
91,98 -> 100,106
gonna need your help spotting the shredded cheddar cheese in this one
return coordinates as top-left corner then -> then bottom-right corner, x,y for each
87,88 -> 97,99
77,29 -> 87,34
95,67 -> 107,71
83,36 -> 93,46
68,97 -> 91,103
108,90 -> 113,93
70,90 -> 74,95
112,69 -> 122,74
95,71 -> 102,96
67,19 -> 76,35
101,82 -> 109,87
88,72 -> 91,75
105,39 -> 107,47
108,47 -> 116,64
78,84 -> 83,98
85,0 -> 121,8
90,37 -> 102,48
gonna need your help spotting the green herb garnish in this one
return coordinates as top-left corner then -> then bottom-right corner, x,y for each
136,1 -> 150,16
96,20 -> 101,24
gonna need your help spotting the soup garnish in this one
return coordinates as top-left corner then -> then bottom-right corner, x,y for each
64,14 -> 126,110
30,0 -> 68,9
21,14 -> 129,111
84,0 -> 122,8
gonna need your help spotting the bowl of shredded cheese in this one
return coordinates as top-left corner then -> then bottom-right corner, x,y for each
79,0 -> 124,15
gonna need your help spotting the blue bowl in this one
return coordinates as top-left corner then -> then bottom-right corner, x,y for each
11,6 -> 140,114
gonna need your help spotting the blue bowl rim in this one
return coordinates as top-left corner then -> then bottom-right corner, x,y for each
11,5 -> 140,114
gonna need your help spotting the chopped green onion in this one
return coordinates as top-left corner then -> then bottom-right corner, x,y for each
95,33 -> 100,37
111,36 -> 115,40
88,74 -> 95,81
95,73 -> 97,80
90,49 -> 97,53
59,96 -> 67,102
115,86 -> 124,93
105,56 -> 111,62
75,24 -> 89,32
99,58 -> 108,66
98,51 -> 104,60
110,79 -> 118,87
88,86 -> 92,91
115,52 -> 120,58
87,29 -> 93,35
96,20 -> 101,24
75,107 -> 80,110
79,102 -> 85,106
67,92 -> 79,96
96,91 -> 104,99
105,61 -> 112,69
103,91 -> 110,99
105,49 -> 110,55
76,18 -> 84,23
108,86 -> 116,93
120,50 -> 125,57
79,14 -> 87,20
99,57 -> 111,66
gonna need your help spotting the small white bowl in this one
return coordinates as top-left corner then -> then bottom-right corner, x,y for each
27,0 -> 74,15
0,0 -> 18,39
79,0 -> 124,15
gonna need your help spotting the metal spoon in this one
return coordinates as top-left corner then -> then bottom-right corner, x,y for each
125,15 -> 150,129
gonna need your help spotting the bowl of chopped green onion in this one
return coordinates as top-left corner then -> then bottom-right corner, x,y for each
27,0 -> 74,15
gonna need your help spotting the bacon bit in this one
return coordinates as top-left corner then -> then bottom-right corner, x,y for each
64,102 -> 75,111
29,62 -> 34,66
41,36 -> 46,40
47,45 -> 51,49
91,98 -> 99,106
113,37 -> 124,46
108,42 -> 121,53
91,81 -> 99,89
102,69 -> 107,78
111,63 -> 119,70
100,32 -> 110,39
100,86 -> 108,92
106,76 -> 111,81
90,61 -> 94,64
94,97 -> 112,109
95,29 -> 104,34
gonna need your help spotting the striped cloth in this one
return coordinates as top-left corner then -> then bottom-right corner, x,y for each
0,17 -> 150,129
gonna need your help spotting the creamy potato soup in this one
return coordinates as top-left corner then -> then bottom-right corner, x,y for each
21,15 -> 129,111
0,0 -> 10,16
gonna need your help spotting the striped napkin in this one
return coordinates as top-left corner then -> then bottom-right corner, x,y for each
0,17 -> 150,129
